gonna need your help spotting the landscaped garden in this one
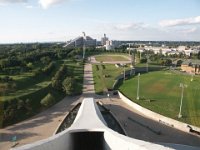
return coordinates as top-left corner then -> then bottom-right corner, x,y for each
119,70 -> 200,127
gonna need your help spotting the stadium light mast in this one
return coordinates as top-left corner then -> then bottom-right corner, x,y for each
82,32 -> 86,59
146,52 -> 149,73
178,83 -> 187,118
123,65 -> 126,81
136,73 -> 140,100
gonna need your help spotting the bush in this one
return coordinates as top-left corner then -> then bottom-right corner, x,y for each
42,62 -> 55,75
51,79 -> 62,90
140,58 -> 147,63
176,60 -> 183,66
40,93 -> 55,107
62,77 -> 75,95
95,65 -> 99,71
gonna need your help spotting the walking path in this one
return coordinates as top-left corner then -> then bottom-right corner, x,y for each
82,63 -> 95,97
98,97 -> 200,147
0,96 -> 82,150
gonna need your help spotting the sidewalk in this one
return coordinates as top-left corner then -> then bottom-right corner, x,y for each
0,96 -> 81,150
98,97 -> 200,147
82,63 -> 95,97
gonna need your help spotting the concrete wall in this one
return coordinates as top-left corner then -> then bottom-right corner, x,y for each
11,129 -> 72,150
118,91 -> 200,134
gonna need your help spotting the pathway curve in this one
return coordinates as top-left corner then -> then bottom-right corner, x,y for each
0,96 -> 82,150
98,97 -> 200,147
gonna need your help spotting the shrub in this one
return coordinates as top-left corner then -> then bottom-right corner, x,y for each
140,58 -> 147,63
62,77 -> 75,95
40,93 -> 55,107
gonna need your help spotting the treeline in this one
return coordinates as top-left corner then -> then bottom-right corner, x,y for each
51,64 -> 76,95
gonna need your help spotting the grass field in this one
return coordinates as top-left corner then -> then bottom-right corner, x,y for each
92,64 -> 129,94
0,59 -> 84,127
95,54 -> 130,62
119,70 -> 200,127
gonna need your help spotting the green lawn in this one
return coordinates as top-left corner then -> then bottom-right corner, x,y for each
92,64 -> 129,94
95,54 -> 130,62
1,59 -> 84,127
119,71 -> 200,127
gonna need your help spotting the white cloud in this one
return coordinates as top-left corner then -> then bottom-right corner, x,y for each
159,16 -> 200,27
0,0 -> 27,4
38,0 -> 67,9
25,5 -> 33,9
179,27 -> 197,34
114,22 -> 147,30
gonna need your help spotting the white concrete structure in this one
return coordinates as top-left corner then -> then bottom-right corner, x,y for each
12,98 -> 199,150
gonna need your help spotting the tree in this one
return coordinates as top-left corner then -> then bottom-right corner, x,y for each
62,77 -> 75,95
198,51 -> 200,59
140,58 -> 147,63
26,62 -> 33,70
40,56 -> 51,64
51,79 -> 62,91
164,59 -> 172,66
176,60 -> 183,66
40,93 -> 55,107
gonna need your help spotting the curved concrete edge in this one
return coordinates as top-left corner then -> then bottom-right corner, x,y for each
118,91 -> 200,136
97,101 -> 128,136
53,100 -> 81,135
11,98 -> 199,150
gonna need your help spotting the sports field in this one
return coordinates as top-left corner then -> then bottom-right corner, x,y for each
119,71 -> 200,127
95,55 -> 130,62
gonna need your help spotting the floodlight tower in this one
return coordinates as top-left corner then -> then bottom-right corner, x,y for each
129,43 -> 131,55
178,83 -> 187,118
136,73 -> 140,100
146,52 -> 149,73
123,65 -> 126,81
82,32 -> 86,59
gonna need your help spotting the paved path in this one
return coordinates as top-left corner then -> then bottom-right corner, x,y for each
82,63 -> 95,97
98,97 -> 200,147
0,96 -> 82,150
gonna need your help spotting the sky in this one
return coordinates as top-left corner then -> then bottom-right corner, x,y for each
0,0 -> 200,43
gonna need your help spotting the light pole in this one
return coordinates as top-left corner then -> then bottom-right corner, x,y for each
178,83 -> 187,118
137,73 -> 140,100
107,93 -> 110,101
191,74 -> 194,82
123,65 -> 126,81
82,32 -> 86,59
146,54 -> 149,73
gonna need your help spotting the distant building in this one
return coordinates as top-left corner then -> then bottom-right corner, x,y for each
64,35 -> 96,48
177,46 -> 186,52
101,34 -> 108,46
